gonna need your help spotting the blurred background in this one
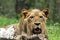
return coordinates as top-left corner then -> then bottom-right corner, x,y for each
0,0 -> 60,23
0,0 -> 60,40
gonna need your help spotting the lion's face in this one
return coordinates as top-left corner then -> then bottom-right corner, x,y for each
22,8 -> 49,34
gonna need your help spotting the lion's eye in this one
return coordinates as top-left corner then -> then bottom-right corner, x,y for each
39,16 -> 43,18
30,16 -> 34,18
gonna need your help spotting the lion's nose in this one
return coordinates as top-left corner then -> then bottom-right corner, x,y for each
34,22 -> 40,26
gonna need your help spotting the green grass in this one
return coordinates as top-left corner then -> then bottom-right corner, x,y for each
0,16 -> 60,40
47,23 -> 60,40
0,16 -> 19,27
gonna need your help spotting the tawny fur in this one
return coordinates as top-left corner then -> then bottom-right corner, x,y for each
0,8 -> 49,40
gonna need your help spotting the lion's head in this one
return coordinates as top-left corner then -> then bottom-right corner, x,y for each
22,8 -> 49,35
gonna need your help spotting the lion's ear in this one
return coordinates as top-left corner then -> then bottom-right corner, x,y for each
22,9 -> 29,18
42,8 -> 49,18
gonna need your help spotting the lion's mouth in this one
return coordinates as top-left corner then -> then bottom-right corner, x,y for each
32,27 -> 42,34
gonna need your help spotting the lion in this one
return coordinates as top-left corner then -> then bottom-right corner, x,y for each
18,8 -> 49,40
0,8 -> 49,40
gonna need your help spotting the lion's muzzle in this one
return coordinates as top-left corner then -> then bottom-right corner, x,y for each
32,27 -> 42,34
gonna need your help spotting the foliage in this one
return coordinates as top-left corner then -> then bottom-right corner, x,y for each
0,0 -> 60,23
0,16 -> 19,26
47,24 -> 60,40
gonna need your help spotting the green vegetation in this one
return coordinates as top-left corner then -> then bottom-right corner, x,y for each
0,16 -> 19,27
47,24 -> 60,40
0,16 -> 60,40
0,0 -> 60,23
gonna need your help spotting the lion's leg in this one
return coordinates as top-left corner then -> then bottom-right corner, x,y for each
37,34 -> 48,40
21,34 -> 38,40
14,35 -> 21,40
44,35 -> 48,40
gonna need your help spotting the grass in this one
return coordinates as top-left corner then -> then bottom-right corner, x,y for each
0,16 -> 60,40
47,23 -> 60,40
0,16 -> 19,27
